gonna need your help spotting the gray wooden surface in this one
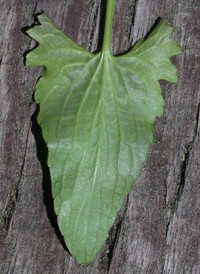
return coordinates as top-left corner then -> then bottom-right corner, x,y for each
0,0 -> 199,273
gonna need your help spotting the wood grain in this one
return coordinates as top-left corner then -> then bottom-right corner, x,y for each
0,0 -> 199,273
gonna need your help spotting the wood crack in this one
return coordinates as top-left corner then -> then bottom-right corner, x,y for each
106,220 -> 122,272
173,102 -> 199,215
89,0 -> 102,53
162,102 -> 200,273
128,0 -> 139,46
194,103 -> 200,137
106,196 -> 129,272
33,1 -> 38,15
0,191 -> 17,239
0,122 -> 31,239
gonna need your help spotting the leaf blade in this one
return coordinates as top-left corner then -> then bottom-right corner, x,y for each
25,15 -> 181,264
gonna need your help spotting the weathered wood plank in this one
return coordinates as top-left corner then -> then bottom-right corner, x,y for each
0,0 -> 199,273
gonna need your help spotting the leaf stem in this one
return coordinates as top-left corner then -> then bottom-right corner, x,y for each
102,0 -> 115,54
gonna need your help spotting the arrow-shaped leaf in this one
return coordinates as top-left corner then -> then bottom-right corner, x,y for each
25,1 -> 181,265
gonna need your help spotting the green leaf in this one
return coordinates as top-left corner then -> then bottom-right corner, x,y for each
25,10 -> 181,265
